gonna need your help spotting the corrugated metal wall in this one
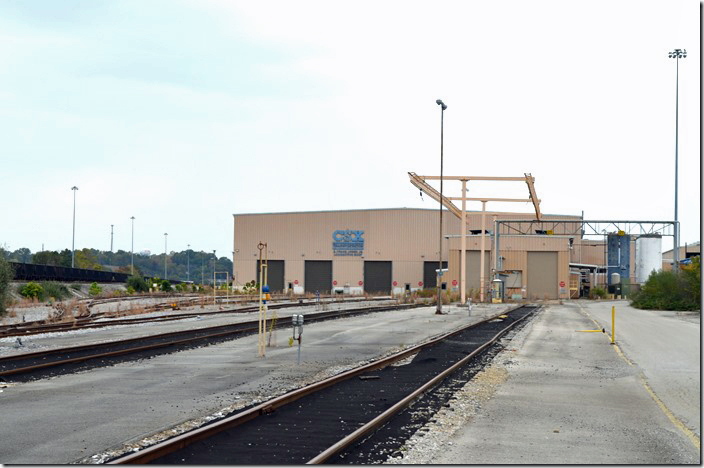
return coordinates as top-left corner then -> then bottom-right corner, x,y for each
234,208 -> 582,299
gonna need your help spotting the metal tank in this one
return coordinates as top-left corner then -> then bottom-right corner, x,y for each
635,235 -> 662,284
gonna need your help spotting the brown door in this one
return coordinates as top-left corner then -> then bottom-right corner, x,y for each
527,252 -> 558,299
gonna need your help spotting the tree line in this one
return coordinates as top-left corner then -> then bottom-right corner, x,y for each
0,247 -> 232,284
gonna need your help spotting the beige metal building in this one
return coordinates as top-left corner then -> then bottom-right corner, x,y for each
233,208 -> 588,300
662,242 -> 701,270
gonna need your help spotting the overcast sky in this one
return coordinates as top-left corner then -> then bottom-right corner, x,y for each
0,0 -> 699,259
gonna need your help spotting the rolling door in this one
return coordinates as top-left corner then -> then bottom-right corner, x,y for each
256,260 -> 285,292
423,261 -> 447,289
463,251 -> 491,293
527,252 -> 558,299
304,260 -> 332,293
364,261 -> 392,293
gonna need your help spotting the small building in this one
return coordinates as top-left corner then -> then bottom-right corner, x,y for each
662,241 -> 701,271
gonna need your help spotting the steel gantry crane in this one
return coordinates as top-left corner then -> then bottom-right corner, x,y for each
408,172 -> 541,303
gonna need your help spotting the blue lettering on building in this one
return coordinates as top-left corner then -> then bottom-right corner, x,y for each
333,230 -> 364,256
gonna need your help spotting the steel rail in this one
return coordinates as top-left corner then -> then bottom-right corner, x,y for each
307,306 -> 536,463
0,325 -> 260,377
108,304 -> 530,464
0,303 -> 422,378
0,296 -> 392,338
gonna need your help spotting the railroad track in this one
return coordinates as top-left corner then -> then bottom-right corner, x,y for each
0,302 -> 422,382
106,305 -> 538,464
0,296 -> 391,338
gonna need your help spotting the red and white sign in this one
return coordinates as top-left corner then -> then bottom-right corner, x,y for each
559,281 -> 565,288
393,281 -> 398,286
418,281 -> 423,287
358,280 -> 363,286
452,279 -> 458,286
294,280 -> 299,285
333,280 -> 337,286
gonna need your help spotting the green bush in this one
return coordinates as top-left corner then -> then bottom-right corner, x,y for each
589,286 -> 607,299
159,280 -> 172,292
70,283 -> 83,291
630,258 -> 700,311
41,282 -> 71,301
89,282 -> 102,296
0,254 -> 14,315
126,275 -> 149,293
20,282 -> 44,300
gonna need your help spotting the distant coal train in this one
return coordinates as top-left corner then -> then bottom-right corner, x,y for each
9,262 -> 181,284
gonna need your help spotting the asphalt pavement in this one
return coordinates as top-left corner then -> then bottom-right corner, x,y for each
433,301 -> 700,464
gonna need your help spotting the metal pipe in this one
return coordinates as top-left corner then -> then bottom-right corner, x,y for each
480,201 -> 486,302
460,180 -> 467,304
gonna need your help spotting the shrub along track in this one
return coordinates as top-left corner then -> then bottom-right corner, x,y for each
0,296 -> 391,338
107,305 -> 538,465
0,302 -> 421,382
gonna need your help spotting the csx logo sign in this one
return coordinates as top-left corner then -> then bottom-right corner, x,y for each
332,230 -> 364,241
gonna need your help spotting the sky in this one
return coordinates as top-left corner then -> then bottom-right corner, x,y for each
0,0 -> 700,259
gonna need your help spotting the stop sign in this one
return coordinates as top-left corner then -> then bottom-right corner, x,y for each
559,281 -> 565,287
452,279 -> 458,286
294,280 -> 299,285
358,281 -> 363,286
333,280 -> 337,286
418,281 -> 423,287
393,281 -> 398,286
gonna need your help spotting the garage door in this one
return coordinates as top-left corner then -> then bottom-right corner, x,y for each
462,251 -> 491,293
527,252 -> 558,299
364,261 -> 392,293
256,260 -> 284,292
304,260 -> 332,293
423,261 -> 447,289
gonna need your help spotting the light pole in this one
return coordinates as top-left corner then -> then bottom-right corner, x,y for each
668,48 -> 686,270
130,216 -> 135,275
435,99 -> 447,314
110,224 -> 114,253
71,186 -> 78,268
212,250 -> 216,285
164,233 -> 168,279
187,244 -> 190,282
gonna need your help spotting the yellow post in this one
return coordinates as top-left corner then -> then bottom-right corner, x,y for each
611,305 -> 615,344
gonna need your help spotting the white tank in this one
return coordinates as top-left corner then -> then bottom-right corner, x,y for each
635,235 -> 662,284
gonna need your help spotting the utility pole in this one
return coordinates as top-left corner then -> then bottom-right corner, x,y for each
110,225 -> 114,252
164,233 -> 168,279
435,99 -> 447,314
71,186 -> 78,268
130,216 -> 135,275
668,48 -> 686,270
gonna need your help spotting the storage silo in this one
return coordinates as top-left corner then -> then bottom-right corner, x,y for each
635,235 -> 662,284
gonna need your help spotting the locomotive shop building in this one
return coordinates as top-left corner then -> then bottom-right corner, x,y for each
232,208 -> 606,300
